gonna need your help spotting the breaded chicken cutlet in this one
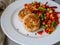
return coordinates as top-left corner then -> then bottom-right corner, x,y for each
18,8 -> 32,21
23,14 -> 40,32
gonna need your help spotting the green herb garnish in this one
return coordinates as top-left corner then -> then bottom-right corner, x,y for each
51,20 -> 56,28
39,7 -> 46,10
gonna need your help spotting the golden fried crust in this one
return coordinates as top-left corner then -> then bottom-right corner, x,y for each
23,14 -> 40,32
18,8 -> 32,21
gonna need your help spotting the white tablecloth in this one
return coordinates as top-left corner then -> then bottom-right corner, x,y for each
0,0 -> 15,45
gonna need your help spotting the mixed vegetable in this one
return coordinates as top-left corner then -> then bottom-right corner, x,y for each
24,1 -> 60,35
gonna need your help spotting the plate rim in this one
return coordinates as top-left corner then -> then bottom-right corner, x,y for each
1,0 -> 60,45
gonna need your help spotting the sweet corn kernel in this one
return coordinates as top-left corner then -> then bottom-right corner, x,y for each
49,10 -> 53,13
42,22 -> 45,25
45,25 -> 48,27
47,8 -> 50,11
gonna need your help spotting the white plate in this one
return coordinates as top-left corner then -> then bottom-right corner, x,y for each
1,0 -> 60,45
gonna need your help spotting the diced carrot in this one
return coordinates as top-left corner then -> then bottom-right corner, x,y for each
42,5 -> 46,8
29,7 -> 33,10
45,28 -> 49,33
48,20 -> 52,24
45,27 -> 49,33
49,28 -> 54,32
45,27 -> 53,34
46,12 -> 50,18
34,5 -> 37,8
48,23 -> 51,27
